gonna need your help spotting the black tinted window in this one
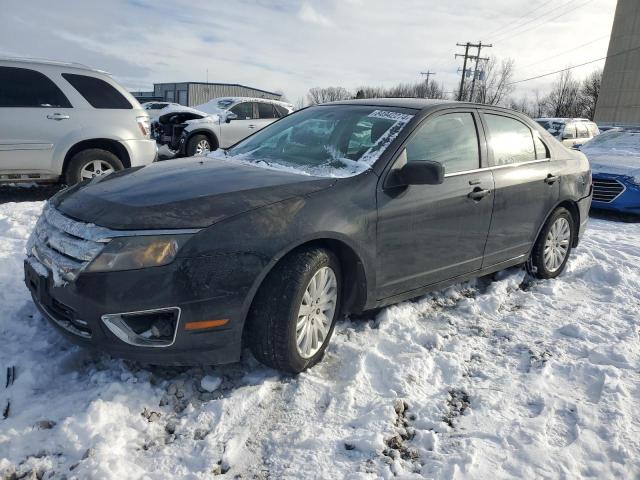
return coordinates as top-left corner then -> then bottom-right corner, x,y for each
0,66 -> 71,108
258,102 -> 277,119
62,73 -> 132,109
485,114 -> 536,166
405,112 -> 480,174
230,102 -> 254,119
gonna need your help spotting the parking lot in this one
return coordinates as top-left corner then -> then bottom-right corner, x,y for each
1,196 -> 638,479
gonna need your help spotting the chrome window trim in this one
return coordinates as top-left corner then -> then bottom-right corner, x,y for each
444,158 -> 551,178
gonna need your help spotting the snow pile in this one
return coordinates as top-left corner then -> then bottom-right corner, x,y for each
1,202 -> 639,479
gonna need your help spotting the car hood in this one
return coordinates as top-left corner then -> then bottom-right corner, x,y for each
584,149 -> 640,177
52,157 -> 336,230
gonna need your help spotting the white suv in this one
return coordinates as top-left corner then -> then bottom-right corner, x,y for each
0,58 -> 157,185
535,118 -> 600,148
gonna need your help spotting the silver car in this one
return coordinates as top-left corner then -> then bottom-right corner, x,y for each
0,58 -> 157,185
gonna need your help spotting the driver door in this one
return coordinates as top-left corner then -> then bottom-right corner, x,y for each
375,110 -> 495,299
219,101 -> 256,147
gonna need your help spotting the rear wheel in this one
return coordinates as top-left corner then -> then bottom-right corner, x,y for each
527,207 -> 574,279
186,134 -> 212,156
64,149 -> 124,185
247,248 -> 342,373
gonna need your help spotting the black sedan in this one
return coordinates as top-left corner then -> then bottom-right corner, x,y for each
24,99 -> 592,372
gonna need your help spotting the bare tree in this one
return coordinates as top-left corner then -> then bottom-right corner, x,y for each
354,79 -> 448,100
508,96 -> 531,116
544,70 -> 581,118
531,89 -> 545,118
306,86 -> 352,105
470,57 -> 515,106
578,69 -> 602,120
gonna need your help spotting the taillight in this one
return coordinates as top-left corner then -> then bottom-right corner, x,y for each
136,116 -> 151,138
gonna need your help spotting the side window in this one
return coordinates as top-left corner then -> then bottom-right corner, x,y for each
275,105 -> 290,117
258,102 -> 277,119
563,123 -> 577,139
485,114 -> 536,166
404,112 -> 480,174
0,66 -> 71,108
62,74 -> 132,109
576,123 -> 589,139
588,123 -> 600,136
230,102 -> 253,119
534,135 -> 550,160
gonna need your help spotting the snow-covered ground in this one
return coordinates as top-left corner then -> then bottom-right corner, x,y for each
1,201 -> 639,479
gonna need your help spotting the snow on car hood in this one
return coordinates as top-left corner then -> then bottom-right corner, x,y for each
583,148 -> 640,177
51,158 -> 336,230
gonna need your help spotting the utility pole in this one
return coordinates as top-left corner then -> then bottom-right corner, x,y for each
456,42 -> 492,102
420,70 -> 436,85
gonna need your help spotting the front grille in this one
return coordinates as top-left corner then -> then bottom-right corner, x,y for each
26,204 -> 109,283
592,178 -> 625,203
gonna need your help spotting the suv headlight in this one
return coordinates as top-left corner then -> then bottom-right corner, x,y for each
85,235 -> 190,273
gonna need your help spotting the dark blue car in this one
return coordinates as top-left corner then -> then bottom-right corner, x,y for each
580,130 -> 640,214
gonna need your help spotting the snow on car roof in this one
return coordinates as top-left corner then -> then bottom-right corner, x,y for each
195,97 -> 294,114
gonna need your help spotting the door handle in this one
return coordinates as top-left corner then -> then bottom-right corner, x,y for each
468,187 -> 491,200
46,113 -> 70,121
544,174 -> 558,185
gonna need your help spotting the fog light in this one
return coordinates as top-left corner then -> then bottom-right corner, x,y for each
101,307 -> 180,347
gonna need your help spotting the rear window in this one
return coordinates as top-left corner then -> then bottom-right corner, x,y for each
0,66 -> 71,108
62,73 -> 132,109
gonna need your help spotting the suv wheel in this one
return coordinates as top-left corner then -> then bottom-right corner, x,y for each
65,149 -> 124,185
187,134 -> 212,156
247,248 -> 342,373
527,207 -> 574,279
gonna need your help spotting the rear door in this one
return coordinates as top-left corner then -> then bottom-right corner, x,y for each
0,65 -> 76,175
219,101 -> 257,147
480,112 -> 559,267
254,102 -> 280,131
376,109 -> 495,299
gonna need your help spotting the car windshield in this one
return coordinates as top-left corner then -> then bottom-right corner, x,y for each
211,105 -> 416,177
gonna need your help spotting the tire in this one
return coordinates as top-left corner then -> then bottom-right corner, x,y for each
527,207 -> 574,279
64,149 -> 124,185
186,134 -> 213,157
247,248 -> 342,373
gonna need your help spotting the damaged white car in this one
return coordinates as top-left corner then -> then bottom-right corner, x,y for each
151,97 -> 293,157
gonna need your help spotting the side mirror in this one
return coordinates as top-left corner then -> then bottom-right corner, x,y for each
225,112 -> 238,123
388,161 -> 444,188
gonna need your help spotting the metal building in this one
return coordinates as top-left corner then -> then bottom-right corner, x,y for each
134,82 -> 282,107
594,0 -> 640,125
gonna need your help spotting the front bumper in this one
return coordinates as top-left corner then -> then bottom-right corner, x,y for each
591,174 -> 640,214
24,256 -> 245,366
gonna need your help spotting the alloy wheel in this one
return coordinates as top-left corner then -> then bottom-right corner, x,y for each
80,160 -> 115,180
543,217 -> 571,272
295,266 -> 337,359
194,140 -> 211,155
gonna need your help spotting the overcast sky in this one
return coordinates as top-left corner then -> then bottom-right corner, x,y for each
0,0 -> 617,104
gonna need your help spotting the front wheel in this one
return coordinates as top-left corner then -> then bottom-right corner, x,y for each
527,207 -> 574,279
247,248 -> 342,373
186,134 -> 212,157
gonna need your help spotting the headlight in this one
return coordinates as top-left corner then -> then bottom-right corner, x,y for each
632,176 -> 640,186
85,235 -> 190,273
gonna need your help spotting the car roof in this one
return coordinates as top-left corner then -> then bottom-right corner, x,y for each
323,98 -> 524,115
0,56 -> 109,75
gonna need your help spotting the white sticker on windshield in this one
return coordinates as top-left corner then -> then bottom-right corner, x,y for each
367,110 -> 414,123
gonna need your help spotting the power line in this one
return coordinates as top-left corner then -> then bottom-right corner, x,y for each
520,35 -> 610,69
455,42 -> 492,101
507,43 -> 640,86
492,0 -> 577,38
493,0 -> 596,43
483,0 -> 557,39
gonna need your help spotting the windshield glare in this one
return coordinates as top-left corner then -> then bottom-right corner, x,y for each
210,105 -> 415,177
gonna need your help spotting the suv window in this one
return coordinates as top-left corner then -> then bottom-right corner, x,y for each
576,122 -> 589,139
485,114 -> 536,166
62,73 -> 132,109
0,66 -> 71,108
587,123 -> 600,136
274,105 -> 290,117
258,102 -> 277,119
230,102 -> 254,119
405,112 -> 480,174
563,123 -> 577,139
